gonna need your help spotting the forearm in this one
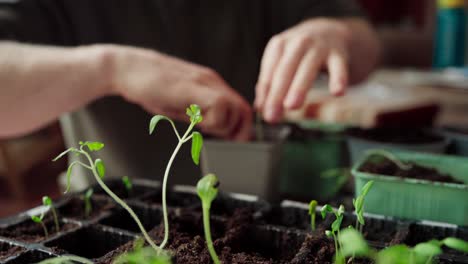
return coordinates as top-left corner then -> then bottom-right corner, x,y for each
0,42 -> 111,138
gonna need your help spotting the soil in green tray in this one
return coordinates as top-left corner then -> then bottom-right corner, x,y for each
359,157 -> 464,184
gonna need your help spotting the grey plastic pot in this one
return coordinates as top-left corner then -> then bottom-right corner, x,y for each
347,129 -> 449,165
201,126 -> 290,202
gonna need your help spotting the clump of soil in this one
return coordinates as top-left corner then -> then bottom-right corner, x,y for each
59,195 -> 114,220
359,157 -> 464,184
0,243 -> 24,261
348,128 -> 443,144
0,215 -> 77,243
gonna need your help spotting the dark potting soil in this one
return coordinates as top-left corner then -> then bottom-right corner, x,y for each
359,157 -> 464,184
59,195 -> 114,220
0,215 -> 77,243
0,243 -> 24,261
348,128 -> 443,144
95,209 -> 353,264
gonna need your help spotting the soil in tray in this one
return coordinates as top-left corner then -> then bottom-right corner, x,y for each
359,157 -> 464,184
59,195 -> 114,220
96,209 -> 371,264
348,128 -> 443,144
0,215 -> 77,243
0,242 -> 24,261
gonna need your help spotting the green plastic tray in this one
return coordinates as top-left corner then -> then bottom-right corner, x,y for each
352,150 -> 468,226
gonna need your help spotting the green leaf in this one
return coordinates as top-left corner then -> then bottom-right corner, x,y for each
308,200 -> 317,215
122,176 -> 132,191
196,174 -> 219,206
325,230 -> 333,237
413,242 -> 443,257
31,215 -> 43,223
376,245 -> 412,264
339,228 -> 370,257
321,204 -> 334,219
357,214 -> 365,226
186,104 -> 203,124
80,141 -> 104,152
64,161 -> 80,194
94,159 -> 106,179
191,132 -> 203,165
331,214 -> 343,232
149,115 -> 172,135
42,196 -> 52,206
360,180 -> 374,196
442,237 -> 468,253
337,205 -> 345,216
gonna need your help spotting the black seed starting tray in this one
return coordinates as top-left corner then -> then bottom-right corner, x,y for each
0,179 -> 467,263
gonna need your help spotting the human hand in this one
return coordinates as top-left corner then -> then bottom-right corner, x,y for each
255,18 -> 377,123
104,45 -> 252,141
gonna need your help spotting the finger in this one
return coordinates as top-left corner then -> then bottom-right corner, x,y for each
327,49 -> 349,96
255,36 -> 285,111
230,99 -> 253,141
283,45 -> 327,110
264,37 -> 309,123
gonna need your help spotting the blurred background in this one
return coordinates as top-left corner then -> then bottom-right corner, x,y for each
1,0 -> 468,217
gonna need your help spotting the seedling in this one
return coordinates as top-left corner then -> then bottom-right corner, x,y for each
31,196 -> 59,238
114,237 -> 172,264
122,176 -> 133,196
149,104 -> 203,249
353,180 -> 374,233
31,214 -> 48,238
83,188 -> 93,218
365,149 -> 412,171
196,174 -> 221,264
308,200 -> 317,231
338,227 -> 468,264
321,204 -> 346,263
53,141 -> 162,253
38,256 -> 93,264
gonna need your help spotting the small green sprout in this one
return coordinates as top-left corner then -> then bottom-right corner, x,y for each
353,180 -> 374,233
365,149 -> 412,171
114,237 -> 172,264
31,214 -> 48,238
122,176 -> 133,195
149,104 -> 204,249
42,196 -> 60,233
308,200 -> 317,231
321,204 -> 345,263
38,256 -> 93,264
339,228 -> 468,264
197,174 -> 221,264
54,141 -> 162,254
83,188 -> 93,218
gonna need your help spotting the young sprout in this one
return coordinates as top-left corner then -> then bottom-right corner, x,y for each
353,180 -> 374,233
149,104 -> 203,249
31,214 -> 48,238
42,196 -> 60,233
122,176 -> 133,195
339,228 -> 468,264
197,174 -> 221,264
53,141 -> 162,254
114,237 -> 172,264
321,204 -> 345,263
83,188 -> 93,218
38,256 -> 94,264
308,200 -> 318,231
365,149 -> 412,171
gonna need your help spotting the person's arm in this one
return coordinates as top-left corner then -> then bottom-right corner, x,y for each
255,17 -> 380,123
0,42 -> 252,140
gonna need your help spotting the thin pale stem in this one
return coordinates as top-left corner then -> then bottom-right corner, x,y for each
333,233 -> 339,261
40,221 -> 48,238
203,204 -> 221,264
81,151 -> 161,254
168,120 -> 181,140
51,207 -> 60,233
159,122 -> 195,249
368,150 -> 412,171
84,198 -> 92,218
